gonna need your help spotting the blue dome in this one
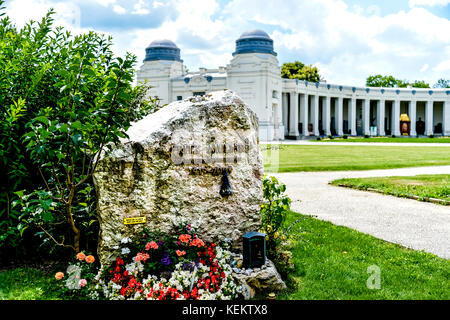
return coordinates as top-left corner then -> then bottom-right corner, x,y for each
144,39 -> 182,62
233,29 -> 276,56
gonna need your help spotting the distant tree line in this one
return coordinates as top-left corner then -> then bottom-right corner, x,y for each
366,75 -> 450,89
281,61 -> 449,90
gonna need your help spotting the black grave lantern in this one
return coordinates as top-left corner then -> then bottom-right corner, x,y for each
243,231 -> 266,269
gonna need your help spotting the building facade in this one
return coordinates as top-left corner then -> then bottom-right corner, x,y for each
137,30 -> 450,141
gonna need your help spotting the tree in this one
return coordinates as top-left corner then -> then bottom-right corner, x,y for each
411,80 -> 430,88
0,2 -> 155,255
433,78 -> 450,88
366,75 -> 401,87
366,74 -> 429,88
281,61 -> 321,82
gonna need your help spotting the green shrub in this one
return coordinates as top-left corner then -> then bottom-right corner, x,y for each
0,1 -> 155,258
260,176 -> 294,276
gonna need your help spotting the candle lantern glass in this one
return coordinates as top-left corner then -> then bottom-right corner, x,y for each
243,231 -> 266,269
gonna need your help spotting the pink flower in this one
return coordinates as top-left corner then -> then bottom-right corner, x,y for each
145,241 -> 159,250
179,234 -> 191,243
190,238 -> 205,248
135,252 -> 150,262
79,279 -> 87,287
176,250 -> 186,257
76,252 -> 86,261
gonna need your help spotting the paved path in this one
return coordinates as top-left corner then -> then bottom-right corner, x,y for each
273,166 -> 450,259
265,140 -> 450,147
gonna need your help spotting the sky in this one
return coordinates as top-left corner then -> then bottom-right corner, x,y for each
3,0 -> 450,87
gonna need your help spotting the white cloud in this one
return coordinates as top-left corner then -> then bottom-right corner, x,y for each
3,0 -> 449,86
95,0 -> 116,7
5,0 -> 81,30
113,4 -> 126,14
132,0 -> 150,15
420,64 -> 429,72
409,0 -> 450,7
366,5 -> 381,16
433,60 -> 450,72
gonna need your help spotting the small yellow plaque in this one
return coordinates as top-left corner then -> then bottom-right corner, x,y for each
123,217 -> 146,225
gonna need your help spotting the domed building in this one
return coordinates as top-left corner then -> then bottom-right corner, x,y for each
137,30 -> 450,141
144,39 -> 183,62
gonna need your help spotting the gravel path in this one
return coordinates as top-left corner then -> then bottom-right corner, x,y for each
272,166 -> 450,259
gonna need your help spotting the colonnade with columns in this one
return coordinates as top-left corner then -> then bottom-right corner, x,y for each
281,81 -> 450,139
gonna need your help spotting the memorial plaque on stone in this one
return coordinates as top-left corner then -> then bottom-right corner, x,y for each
93,90 -> 264,266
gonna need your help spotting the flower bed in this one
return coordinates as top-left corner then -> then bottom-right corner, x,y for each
55,224 -> 241,300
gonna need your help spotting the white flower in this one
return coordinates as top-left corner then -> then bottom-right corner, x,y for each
121,237 -> 132,244
121,247 -> 130,255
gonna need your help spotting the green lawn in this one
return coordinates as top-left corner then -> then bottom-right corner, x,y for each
0,267 -> 63,300
331,174 -> 450,204
315,137 -> 450,143
262,144 -> 450,172
278,211 -> 450,300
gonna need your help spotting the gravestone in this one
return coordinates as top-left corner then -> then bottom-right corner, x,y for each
93,90 -> 264,266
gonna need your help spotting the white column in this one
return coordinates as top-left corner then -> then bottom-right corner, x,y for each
337,96 -> 344,136
410,100 -> 417,136
282,93 -> 288,136
324,96 -> 331,136
312,95 -> 319,136
363,98 -> 370,135
393,99 -> 401,136
350,98 -> 356,135
301,94 -> 309,136
443,100 -> 450,136
425,100 -> 434,135
289,92 -> 299,137
377,99 -> 385,136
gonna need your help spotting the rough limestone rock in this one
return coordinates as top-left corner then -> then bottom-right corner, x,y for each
232,260 -> 287,299
93,90 -> 264,266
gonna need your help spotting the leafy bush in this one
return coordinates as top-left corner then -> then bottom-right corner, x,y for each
260,176 -> 293,276
0,1 -> 155,258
